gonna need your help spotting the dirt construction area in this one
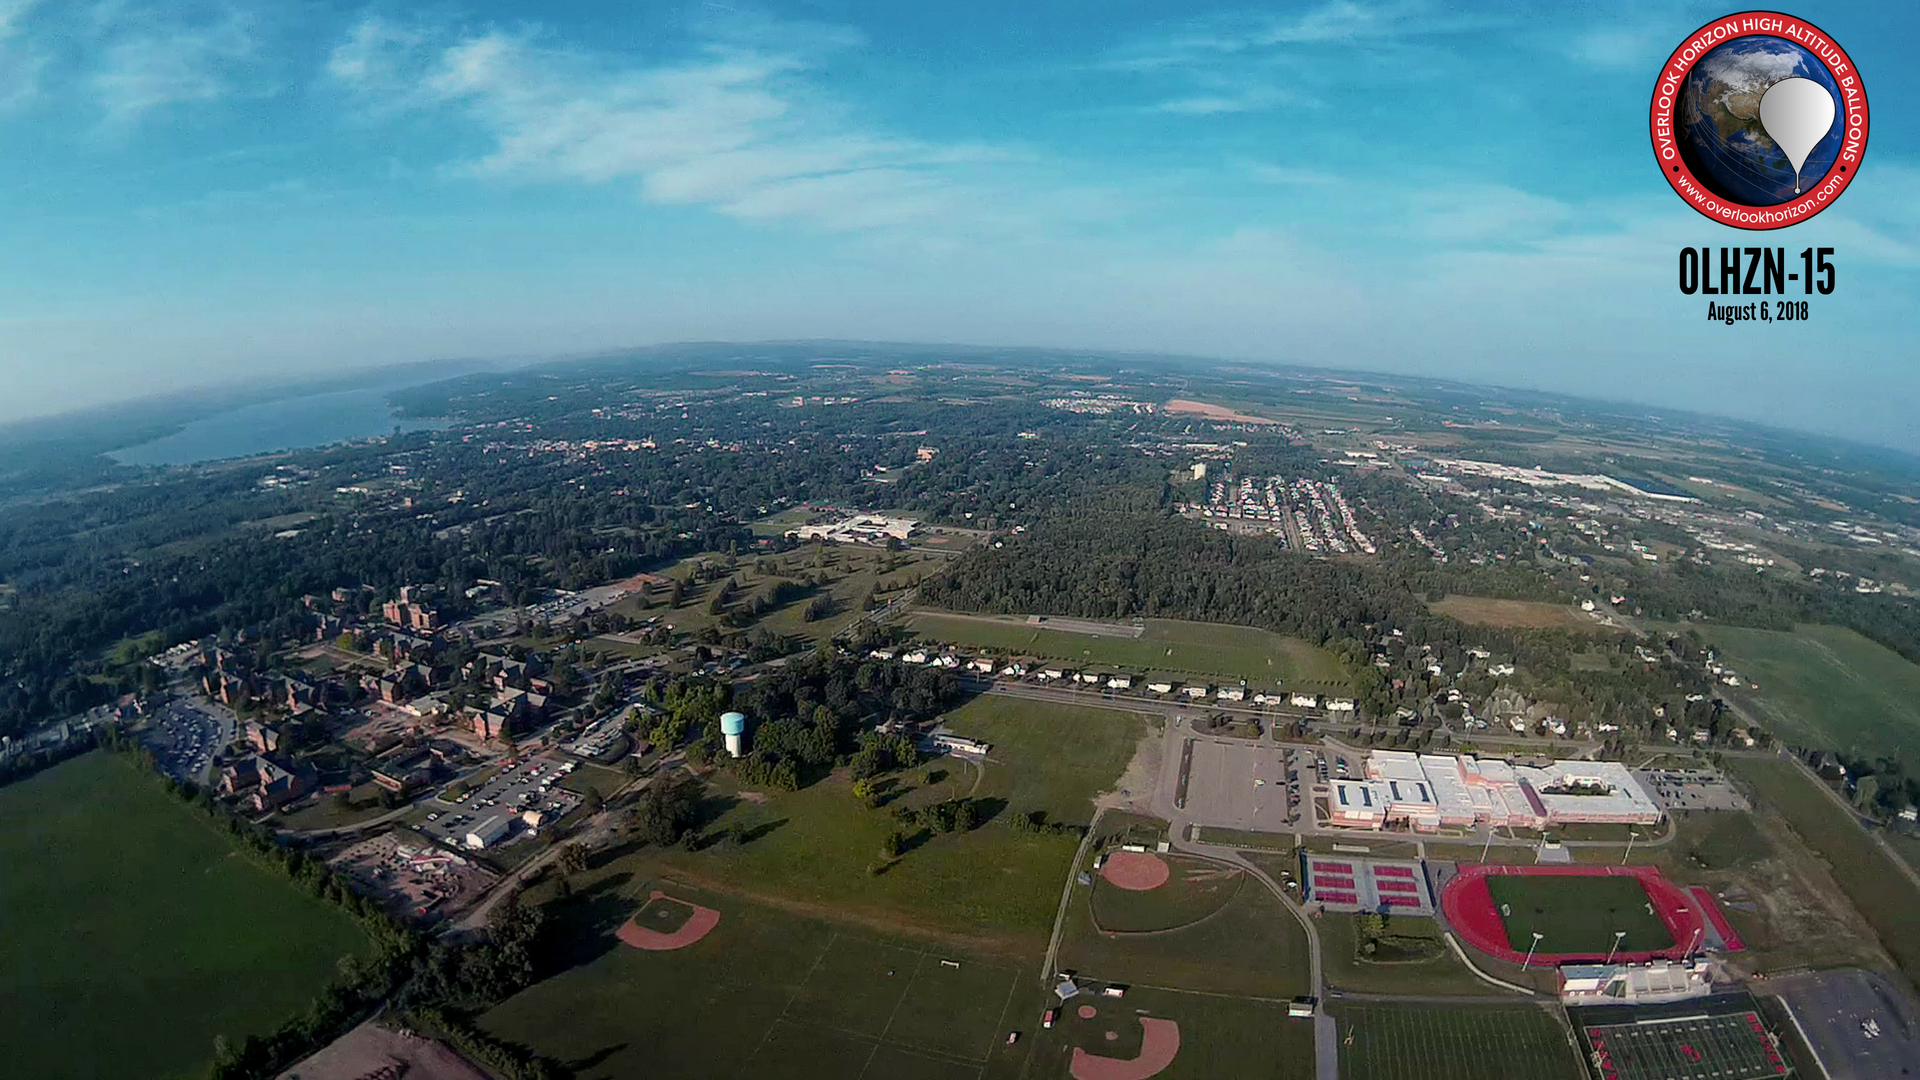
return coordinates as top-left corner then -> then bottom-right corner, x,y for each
276,1020 -> 491,1080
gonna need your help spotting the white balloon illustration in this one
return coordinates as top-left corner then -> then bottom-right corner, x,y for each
1759,77 -> 1837,194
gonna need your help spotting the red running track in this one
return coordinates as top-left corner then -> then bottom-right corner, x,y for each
1440,864 -> 1710,965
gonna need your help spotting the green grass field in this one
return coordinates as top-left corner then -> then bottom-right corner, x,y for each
0,753 -> 371,1080
1485,875 -> 1673,953
939,695 -> 1148,826
1334,1002 -> 1581,1080
1727,757 -> 1920,987
1026,987 -> 1316,1080
1090,855 -> 1244,933
1318,916 -> 1494,997
1683,623 -> 1920,762
609,545 -> 942,648
594,695 -> 1144,948
906,613 -> 1350,691
486,877 -> 1039,1080
1059,865 -> 1312,1000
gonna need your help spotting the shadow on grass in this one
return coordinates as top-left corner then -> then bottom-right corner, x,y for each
543,870 -> 638,974
568,1042 -> 628,1072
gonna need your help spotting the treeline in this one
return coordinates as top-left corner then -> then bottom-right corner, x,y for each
645,654 -> 964,792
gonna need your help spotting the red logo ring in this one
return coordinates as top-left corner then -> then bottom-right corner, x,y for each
1649,11 -> 1869,229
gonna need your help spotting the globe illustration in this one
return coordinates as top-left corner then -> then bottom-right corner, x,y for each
1678,36 -> 1842,206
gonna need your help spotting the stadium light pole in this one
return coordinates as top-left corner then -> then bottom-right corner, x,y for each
1523,931 -> 1544,969
1621,829 -> 1638,866
1480,824 -> 1496,864
1605,930 -> 1626,966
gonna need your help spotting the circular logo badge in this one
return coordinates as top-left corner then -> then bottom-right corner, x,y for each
1650,11 -> 1868,229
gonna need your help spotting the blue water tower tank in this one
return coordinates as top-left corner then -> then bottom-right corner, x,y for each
720,712 -> 747,758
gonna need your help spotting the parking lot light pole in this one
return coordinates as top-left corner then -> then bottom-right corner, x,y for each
1605,930 -> 1626,967
1523,931 -> 1544,970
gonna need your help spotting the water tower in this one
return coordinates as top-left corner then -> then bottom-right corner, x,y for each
720,712 -> 747,758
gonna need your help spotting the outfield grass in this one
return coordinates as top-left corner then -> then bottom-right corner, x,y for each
906,613 -> 1350,690
1089,856 -> 1244,933
1334,1002 -> 1582,1080
1059,867 -> 1312,1000
484,876 -> 1037,1080
1682,623 -> 1920,763
1486,874 -> 1672,954
1727,757 -> 1920,987
1025,986 -> 1316,1080
0,753 -> 371,1080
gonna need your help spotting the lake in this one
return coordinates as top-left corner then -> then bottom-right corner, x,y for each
109,387 -> 451,467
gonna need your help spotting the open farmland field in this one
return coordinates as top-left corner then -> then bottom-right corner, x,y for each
1333,1002 -> 1582,1080
1430,595 -> 1598,631
907,613 -> 1350,690
938,694 -> 1148,827
1682,623 -> 1920,763
1726,757 -> 1920,987
0,753 -> 371,1080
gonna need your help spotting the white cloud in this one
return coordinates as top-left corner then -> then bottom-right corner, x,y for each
0,0 -> 46,109
327,16 -> 1078,238
89,6 -> 257,125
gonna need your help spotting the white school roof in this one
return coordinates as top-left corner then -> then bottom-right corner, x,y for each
1369,749 -> 1427,783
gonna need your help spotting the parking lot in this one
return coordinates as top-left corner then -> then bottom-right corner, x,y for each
1178,737 -> 1299,833
1766,968 -> 1920,1080
419,756 -> 584,851
140,698 -> 235,783
1637,767 -> 1750,812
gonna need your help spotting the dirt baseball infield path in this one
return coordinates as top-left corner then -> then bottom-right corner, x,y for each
616,890 -> 720,951
1100,851 -> 1171,891
1070,1017 -> 1180,1080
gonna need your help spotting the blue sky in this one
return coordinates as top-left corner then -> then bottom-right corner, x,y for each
0,1 -> 1914,448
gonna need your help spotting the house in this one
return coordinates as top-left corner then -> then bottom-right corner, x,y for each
902,650 -> 930,665
1000,662 -> 1028,678
1038,668 -> 1066,681
968,658 -> 997,674
1216,686 -> 1245,702
1326,698 -> 1356,713
920,732 -> 992,758
1488,663 -> 1516,677
1290,692 -> 1319,708
1147,681 -> 1175,694
1076,672 -> 1102,685
1183,685 -> 1210,699
1106,675 -> 1133,690
869,648 -> 898,661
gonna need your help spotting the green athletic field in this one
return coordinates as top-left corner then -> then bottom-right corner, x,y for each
1486,874 -> 1674,954
1335,1002 -> 1583,1080
0,752 -> 370,1080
